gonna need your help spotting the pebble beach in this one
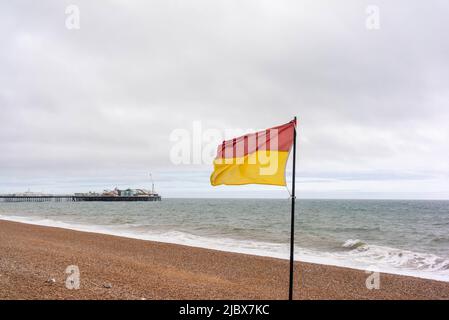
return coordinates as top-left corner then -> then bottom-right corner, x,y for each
1,219 -> 449,300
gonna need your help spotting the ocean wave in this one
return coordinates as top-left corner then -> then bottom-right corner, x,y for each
335,227 -> 381,232
339,239 -> 449,276
313,226 -> 382,234
342,239 -> 367,249
431,237 -> 449,244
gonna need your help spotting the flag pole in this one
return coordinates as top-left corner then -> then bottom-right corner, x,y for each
288,116 -> 297,300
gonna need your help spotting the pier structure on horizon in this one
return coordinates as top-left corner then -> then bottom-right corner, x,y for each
0,188 -> 162,203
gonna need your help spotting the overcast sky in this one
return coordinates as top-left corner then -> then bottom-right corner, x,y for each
1,0 -> 449,198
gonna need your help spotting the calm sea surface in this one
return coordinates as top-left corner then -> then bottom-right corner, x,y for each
1,199 -> 448,281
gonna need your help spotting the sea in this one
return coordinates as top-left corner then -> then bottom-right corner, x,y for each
1,199 -> 448,282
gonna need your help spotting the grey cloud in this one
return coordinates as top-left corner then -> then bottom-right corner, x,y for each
1,0 -> 449,198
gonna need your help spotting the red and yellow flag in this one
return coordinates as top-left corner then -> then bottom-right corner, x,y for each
210,120 -> 296,186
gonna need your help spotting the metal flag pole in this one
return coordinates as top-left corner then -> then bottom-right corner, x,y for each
288,116 -> 297,300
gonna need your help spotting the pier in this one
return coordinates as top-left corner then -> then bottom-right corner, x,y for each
0,195 -> 162,203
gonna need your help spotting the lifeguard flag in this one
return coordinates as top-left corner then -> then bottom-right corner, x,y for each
210,120 -> 296,186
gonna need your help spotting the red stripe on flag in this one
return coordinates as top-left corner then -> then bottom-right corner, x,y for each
216,120 -> 295,159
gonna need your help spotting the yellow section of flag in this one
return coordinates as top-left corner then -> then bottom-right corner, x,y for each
211,150 -> 290,186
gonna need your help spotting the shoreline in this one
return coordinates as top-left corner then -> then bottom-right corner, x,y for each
1,219 -> 449,299
1,215 -> 447,283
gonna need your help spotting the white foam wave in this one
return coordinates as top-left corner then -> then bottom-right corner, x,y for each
339,240 -> 449,277
342,239 -> 366,249
1,215 -> 448,282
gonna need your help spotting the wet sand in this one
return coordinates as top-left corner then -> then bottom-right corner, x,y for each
0,219 -> 448,300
